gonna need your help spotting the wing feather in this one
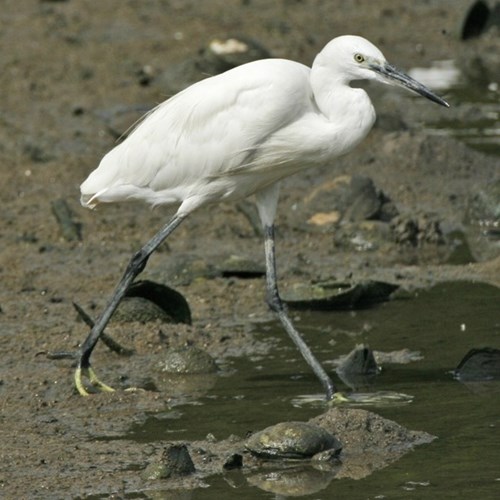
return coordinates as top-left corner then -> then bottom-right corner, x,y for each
80,59 -> 312,206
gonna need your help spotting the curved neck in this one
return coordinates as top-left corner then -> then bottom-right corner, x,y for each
308,57 -> 376,155
310,59 -> 357,121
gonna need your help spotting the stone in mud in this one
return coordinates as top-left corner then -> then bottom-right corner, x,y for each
391,212 -> 445,246
112,296 -> 174,324
159,346 -> 218,375
310,408 -> 436,457
304,175 -> 397,227
142,443 -> 195,480
110,280 -> 192,325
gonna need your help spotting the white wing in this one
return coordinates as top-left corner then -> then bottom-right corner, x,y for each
81,59 -> 313,208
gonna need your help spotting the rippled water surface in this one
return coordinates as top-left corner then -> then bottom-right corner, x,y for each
120,281 -> 500,499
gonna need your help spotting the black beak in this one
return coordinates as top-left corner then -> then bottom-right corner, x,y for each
372,62 -> 449,107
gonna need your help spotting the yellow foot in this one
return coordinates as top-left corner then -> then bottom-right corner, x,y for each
75,366 -> 116,396
329,392 -> 351,404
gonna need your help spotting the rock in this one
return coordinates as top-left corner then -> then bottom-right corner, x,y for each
335,344 -> 380,390
115,280 -> 192,324
142,443 -> 195,480
112,296 -> 174,323
158,346 -> 218,374
304,175 -> 397,228
453,347 -> 500,381
283,281 -> 398,310
310,408 -> 435,455
390,213 -> 445,246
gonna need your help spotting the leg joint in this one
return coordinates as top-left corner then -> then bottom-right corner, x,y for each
129,248 -> 149,274
266,289 -> 284,313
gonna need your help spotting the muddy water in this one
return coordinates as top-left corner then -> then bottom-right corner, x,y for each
104,281 -> 499,498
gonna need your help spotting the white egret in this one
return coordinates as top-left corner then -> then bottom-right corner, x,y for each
76,35 -> 448,399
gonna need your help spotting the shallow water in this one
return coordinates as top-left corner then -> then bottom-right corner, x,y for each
117,281 -> 500,498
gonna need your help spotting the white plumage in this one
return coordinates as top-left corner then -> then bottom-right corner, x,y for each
80,37 -> 383,214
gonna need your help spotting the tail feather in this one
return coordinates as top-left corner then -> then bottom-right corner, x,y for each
80,188 -> 108,209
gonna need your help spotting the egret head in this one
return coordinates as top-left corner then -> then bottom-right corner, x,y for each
320,35 -> 449,107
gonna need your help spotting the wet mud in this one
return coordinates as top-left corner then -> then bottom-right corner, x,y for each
0,1 -> 499,497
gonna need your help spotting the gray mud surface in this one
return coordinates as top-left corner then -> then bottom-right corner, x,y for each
0,1 -> 499,497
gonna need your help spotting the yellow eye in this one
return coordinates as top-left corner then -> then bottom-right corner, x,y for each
354,53 -> 365,63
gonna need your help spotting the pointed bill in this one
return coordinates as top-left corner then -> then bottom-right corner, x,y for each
371,62 -> 449,107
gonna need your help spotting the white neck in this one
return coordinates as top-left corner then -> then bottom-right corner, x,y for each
309,61 -> 376,154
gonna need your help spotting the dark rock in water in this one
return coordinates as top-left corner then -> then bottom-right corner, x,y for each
142,443 -> 195,480
454,347 -> 500,381
283,280 -> 398,310
159,346 -> 218,375
336,345 -> 380,390
245,421 -> 341,459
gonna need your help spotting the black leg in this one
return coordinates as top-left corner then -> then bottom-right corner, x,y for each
263,224 -> 336,400
75,213 -> 185,395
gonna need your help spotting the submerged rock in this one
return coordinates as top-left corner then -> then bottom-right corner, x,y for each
283,280 -> 398,310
